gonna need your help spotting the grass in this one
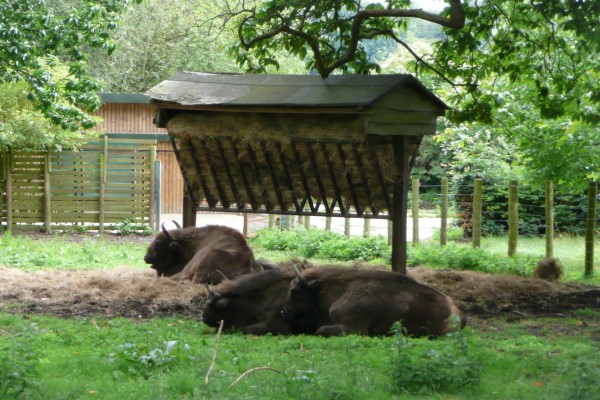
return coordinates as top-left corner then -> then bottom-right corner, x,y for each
1,313 -> 598,400
0,232 -> 148,271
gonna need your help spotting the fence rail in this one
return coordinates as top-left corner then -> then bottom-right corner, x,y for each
0,138 -> 157,233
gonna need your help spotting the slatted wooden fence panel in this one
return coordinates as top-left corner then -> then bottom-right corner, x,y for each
0,138 -> 157,232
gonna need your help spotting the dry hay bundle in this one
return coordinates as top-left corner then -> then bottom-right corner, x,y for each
167,113 -> 419,215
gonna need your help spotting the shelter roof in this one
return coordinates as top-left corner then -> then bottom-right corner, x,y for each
145,72 -> 448,112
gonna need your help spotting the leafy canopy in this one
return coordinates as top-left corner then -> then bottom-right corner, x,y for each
0,0 -> 140,131
228,0 -> 599,125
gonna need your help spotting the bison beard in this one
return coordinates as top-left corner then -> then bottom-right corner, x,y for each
143,224 -> 264,284
281,266 -> 467,337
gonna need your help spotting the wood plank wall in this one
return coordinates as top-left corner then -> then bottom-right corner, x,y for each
94,103 -> 184,213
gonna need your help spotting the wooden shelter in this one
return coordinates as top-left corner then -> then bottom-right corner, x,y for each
146,72 -> 448,273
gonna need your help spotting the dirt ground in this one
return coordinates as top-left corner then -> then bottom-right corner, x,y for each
1,233 -> 599,337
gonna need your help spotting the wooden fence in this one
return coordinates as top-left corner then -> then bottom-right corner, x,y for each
0,137 -> 157,233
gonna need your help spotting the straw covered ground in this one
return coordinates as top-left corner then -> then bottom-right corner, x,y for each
1,262 -> 598,332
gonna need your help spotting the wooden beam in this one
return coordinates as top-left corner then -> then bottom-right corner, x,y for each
230,139 -> 257,210
290,141 -> 316,213
321,142 -> 346,215
260,141 -> 286,211
200,138 -> 230,209
337,143 -> 362,216
246,143 -> 273,211
216,140 -> 243,209
391,135 -> 411,274
306,142 -> 331,213
275,142 -> 302,213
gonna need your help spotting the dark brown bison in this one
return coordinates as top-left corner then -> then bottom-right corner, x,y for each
281,266 -> 467,337
202,268 -> 295,335
144,223 -> 265,284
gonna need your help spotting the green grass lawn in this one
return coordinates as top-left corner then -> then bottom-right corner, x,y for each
1,312 -> 598,400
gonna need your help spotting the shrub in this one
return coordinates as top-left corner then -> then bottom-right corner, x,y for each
391,322 -> 482,395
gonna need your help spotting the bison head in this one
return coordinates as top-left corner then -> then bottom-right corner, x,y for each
144,221 -> 187,277
202,289 -> 258,331
279,267 -> 322,334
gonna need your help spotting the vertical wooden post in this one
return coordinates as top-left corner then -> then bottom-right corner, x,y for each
243,213 -> 249,238
304,215 -> 311,229
182,184 -> 196,227
472,179 -> 483,248
325,216 -> 332,231
268,214 -> 275,228
363,213 -> 371,238
585,181 -> 597,277
545,180 -> 554,258
149,145 -> 157,230
391,136 -> 410,274
508,180 -> 519,257
344,217 -> 351,237
6,150 -> 12,231
44,151 -> 51,233
440,177 -> 448,245
412,178 -> 419,245
387,219 -> 392,245
99,153 -> 105,234
154,160 -> 162,232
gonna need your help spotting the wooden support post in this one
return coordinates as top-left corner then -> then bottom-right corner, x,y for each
585,181 -> 597,277
44,151 -> 51,233
304,215 -> 311,229
344,217 -> 350,237
149,145 -> 157,230
412,178 -> 419,245
363,214 -> 371,238
472,179 -> 483,248
391,136 -> 410,274
285,214 -> 292,230
508,180 -> 519,257
545,180 -> 554,258
297,215 -> 303,226
325,216 -> 332,231
5,150 -> 12,231
268,214 -> 275,228
243,213 -> 249,238
182,185 -> 196,227
440,177 -> 448,246
99,154 -> 106,234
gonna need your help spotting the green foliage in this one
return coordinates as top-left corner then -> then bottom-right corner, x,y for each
0,323 -> 41,399
251,228 -> 390,261
0,0 -> 140,130
0,231 -> 148,270
1,313 -> 596,399
391,323 -> 482,395
110,217 -> 154,236
0,78 -> 97,150
408,243 -> 535,275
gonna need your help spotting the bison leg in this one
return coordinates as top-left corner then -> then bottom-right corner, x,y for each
244,320 -> 292,336
314,324 -> 370,337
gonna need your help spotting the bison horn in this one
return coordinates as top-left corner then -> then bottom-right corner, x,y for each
172,220 -> 182,229
161,222 -> 174,241
292,265 -> 304,280
214,269 -> 229,282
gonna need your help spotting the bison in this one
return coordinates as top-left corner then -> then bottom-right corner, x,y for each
144,222 -> 266,284
281,266 -> 467,337
202,268 -> 295,335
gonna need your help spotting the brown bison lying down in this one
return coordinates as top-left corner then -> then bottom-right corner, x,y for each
280,266 -> 467,337
144,223 -> 266,284
201,262 -> 466,338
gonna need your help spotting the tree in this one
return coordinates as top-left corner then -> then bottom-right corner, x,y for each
0,0 -> 140,131
227,0 -> 599,188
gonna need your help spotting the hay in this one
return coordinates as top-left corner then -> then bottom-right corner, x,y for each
167,113 -> 420,214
